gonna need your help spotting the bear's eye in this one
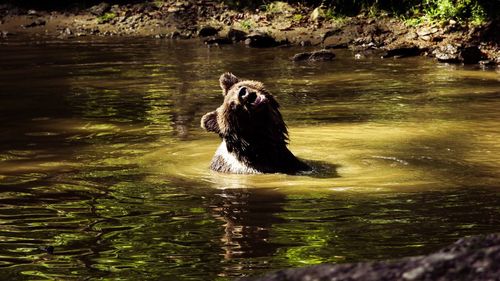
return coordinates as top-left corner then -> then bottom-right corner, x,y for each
238,87 -> 247,98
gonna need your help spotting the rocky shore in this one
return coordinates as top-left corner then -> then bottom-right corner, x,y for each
1,1 -> 499,65
240,233 -> 500,281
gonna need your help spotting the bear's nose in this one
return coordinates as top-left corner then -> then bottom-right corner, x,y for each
238,87 -> 257,104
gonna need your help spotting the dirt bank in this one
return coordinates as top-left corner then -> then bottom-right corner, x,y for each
0,1 -> 499,65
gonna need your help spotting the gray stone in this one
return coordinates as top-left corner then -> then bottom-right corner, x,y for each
89,2 -> 111,17
24,18 -> 46,28
479,60 -> 494,66
292,49 -> 336,61
27,9 -> 38,16
239,233 -> 500,281
1,30 -> 13,38
417,26 -> 439,37
325,42 -> 348,49
434,44 -> 483,64
63,27 -> 72,35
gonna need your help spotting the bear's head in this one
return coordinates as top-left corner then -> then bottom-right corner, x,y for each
201,73 -> 309,174
201,72 -> 288,150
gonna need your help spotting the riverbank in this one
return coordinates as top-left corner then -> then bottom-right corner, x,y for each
1,1 -> 499,65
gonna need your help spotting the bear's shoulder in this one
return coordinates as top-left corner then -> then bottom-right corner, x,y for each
210,141 -> 260,174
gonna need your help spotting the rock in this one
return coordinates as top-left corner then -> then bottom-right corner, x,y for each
381,46 -> 422,58
479,60 -> 494,66
110,5 -> 121,14
198,26 -> 218,37
1,31 -> 13,38
322,28 -> 342,41
325,42 -> 348,49
417,26 -> 439,37
292,49 -> 335,62
433,44 -> 461,63
299,40 -> 312,47
227,28 -> 247,42
240,233 -> 500,281
167,6 -> 180,13
434,44 -> 483,64
89,2 -> 111,17
168,31 -> 181,39
460,45 -> 483,64
420,35 -> 432,41
27,9 -> 39,16
245,32 -> 279,48
24,18 -> 46,28
63,27 -> 72,35
323,35 -> 352,49
353,36 -> 373,46
204,36 -> 232,45
132,2 -> 157,13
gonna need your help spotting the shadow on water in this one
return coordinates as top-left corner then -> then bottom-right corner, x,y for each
302,159 -> 341,179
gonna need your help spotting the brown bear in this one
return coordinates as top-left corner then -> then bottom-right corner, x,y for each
201,72 -> 311,174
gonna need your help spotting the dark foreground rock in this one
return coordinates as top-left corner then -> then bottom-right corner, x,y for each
227,29 -> 248,42
433,44 -> 483,64
245,32 -> 280,48
198,26 -> 218,37
204,36 -> 232,46
239,233 -> 500,281
292,49 -> 336,61
382,45 -> 423,58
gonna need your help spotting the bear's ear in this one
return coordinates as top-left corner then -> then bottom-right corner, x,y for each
219,72 -> 239,96
201,111 -> 220,133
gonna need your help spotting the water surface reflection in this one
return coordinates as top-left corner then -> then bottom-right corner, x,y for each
0,38 -> 499,280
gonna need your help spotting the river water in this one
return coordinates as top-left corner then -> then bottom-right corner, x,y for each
1,38 -> 499,280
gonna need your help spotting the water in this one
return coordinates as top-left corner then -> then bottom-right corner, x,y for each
1,38 -> 499,280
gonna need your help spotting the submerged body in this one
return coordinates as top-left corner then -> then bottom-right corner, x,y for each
201,73 -> 310,174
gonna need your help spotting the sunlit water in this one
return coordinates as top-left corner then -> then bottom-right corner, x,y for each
1,38 -> 499,280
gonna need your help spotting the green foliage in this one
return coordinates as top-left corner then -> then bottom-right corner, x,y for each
239,20 -> 252,30
153,0 -> 165,9
403,17 -> 424,27
292,13 -> 304,22
470,3 -> 487,25
97,12 -> 116,24
366,4 -> 380,17
223,0 -> 496,22
324,8 -> 335,20
422,0 -> 487,23
323,8 -> 348,24
262,1 -> 295,15
263,2 -> 282,13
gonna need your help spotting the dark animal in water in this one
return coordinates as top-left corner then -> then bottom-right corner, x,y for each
201,72 -> 311,174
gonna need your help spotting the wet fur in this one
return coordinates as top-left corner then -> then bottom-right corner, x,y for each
201,73 -> 310,174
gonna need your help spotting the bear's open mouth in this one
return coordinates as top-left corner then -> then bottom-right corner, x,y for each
250,95 -> 266,107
